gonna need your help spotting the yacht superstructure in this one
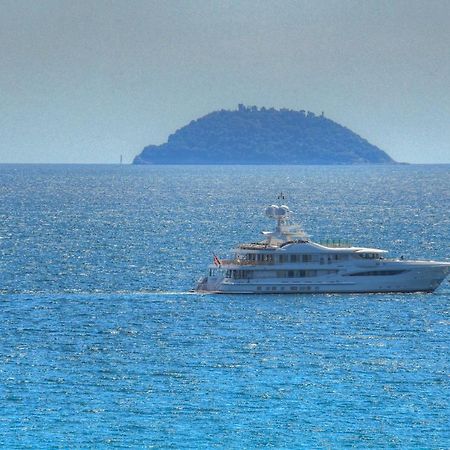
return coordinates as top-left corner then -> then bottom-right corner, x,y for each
195,200 -> 449,294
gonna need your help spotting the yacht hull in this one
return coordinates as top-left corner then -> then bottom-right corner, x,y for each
196,264 -> 450,294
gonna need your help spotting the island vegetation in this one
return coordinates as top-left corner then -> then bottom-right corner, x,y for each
133,105 -> 395,164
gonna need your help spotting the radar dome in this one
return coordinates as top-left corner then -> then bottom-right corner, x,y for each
265,204 -> 291,219
265,205 -> 279,218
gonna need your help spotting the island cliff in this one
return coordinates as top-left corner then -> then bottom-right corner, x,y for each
133,105 -> 395,164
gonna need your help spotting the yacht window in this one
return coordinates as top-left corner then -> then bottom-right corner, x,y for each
290,255 -> 298,263
288,271 -> 294,278
358,253 -> 381,259
233,270 -> 251,279
296,270 -> 316,277
302,255 -> 312,262
347,270 -> 406,276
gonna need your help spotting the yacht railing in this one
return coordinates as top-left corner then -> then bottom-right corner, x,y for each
219,259 -> 274,266
318,239 -> 352,248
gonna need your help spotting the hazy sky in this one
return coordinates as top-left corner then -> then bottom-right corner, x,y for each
1,0 -> 449,163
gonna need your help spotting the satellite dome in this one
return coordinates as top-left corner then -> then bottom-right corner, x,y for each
265,204 -> 291,219
277,205 -> 290,216
265,205 -> 279,218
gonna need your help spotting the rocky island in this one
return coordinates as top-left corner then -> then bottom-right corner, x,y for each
133,105 -> 395,164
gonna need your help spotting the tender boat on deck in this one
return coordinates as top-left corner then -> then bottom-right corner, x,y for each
195,199 -> 449,294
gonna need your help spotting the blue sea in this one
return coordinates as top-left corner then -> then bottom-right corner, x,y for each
1,164 -> 449,448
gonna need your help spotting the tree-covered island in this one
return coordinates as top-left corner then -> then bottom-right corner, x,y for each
133,105 -> 395,164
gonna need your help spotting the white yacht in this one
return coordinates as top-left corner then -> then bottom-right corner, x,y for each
195,199 -> 449,294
